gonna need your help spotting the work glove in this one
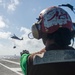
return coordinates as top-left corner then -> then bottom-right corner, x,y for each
20,50 -> 30,56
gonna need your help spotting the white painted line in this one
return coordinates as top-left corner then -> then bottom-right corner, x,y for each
1,59 -> 20,65
0,63 -> 23,75
11,68 -> 22,71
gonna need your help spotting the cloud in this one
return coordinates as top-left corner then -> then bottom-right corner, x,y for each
0,0 -> 2,3
0,16 -> 6,28
0,15 -> 9,29
14,37 -> 44,53
0,16 -> 11,39
7,0 -> 20,12
0,31 -> 11,39
12,27 -> 45,53
0,43 -> 15,55
20,27 -> 31,35
0,0 -> 7,9
0,43 -> 3,47
0,0 -> 20,12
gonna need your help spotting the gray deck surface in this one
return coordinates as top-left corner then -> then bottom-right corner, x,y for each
0,57 -> 23,75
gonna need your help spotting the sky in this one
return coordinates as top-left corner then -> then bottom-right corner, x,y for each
0,0 -> 75,55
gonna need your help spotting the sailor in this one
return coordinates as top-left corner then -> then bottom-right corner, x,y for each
20,6 -> 75,75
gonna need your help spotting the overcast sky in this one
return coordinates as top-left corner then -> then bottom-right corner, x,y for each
0,0 -> 75,55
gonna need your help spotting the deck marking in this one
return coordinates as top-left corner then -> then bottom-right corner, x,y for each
1,59 -> 20,65
0,63 -> 23,75
0,59 -> 23,75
